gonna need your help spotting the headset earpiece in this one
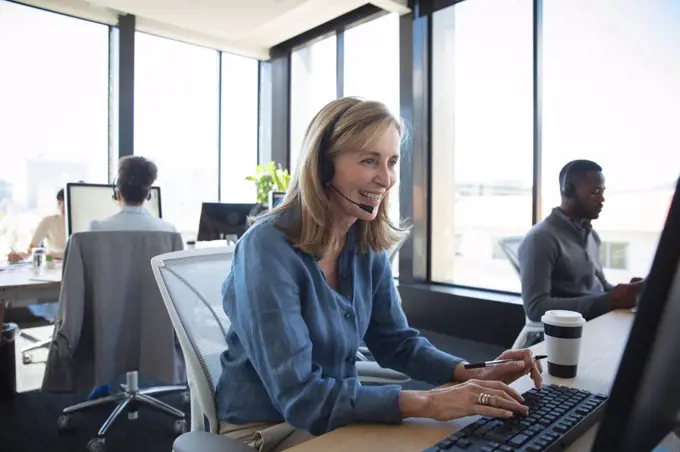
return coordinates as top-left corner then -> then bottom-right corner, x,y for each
560,162 -> 575,198
112,178 -> 118,201
318,105 -> 353,186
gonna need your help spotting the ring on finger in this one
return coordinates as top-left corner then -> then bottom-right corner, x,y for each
478,392 -> 492,406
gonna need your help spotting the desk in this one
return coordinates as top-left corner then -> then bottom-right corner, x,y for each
0,267 -> 62,309
290,310 -> 680,452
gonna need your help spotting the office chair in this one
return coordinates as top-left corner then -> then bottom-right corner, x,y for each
42,231 -> 189,452
151,246 -> 257,452
150,246 -> 233,434
21,302 -> 59,364
498,236 -> 544,349
20,258 -> 62,363
388,230 -> 411,263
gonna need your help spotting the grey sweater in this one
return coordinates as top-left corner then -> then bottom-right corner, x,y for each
518,208 -> 614,322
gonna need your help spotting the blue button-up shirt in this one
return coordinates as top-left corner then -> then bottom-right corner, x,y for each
215,215 -> 464,435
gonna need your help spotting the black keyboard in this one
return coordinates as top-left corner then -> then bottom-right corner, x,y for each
423,384 -> 608,452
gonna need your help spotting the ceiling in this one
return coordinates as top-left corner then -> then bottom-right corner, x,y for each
15,0 -> 410,59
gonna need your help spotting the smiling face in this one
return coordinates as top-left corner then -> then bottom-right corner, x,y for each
329,124 -> 400,225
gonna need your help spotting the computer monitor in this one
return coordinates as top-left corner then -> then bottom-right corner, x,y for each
196,202 -> 258,242
591,176 -> 680,452
269,191 -> 285,210
65,182 -> 162,236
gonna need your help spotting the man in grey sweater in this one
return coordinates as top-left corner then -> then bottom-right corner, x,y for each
518,160 -> 643,322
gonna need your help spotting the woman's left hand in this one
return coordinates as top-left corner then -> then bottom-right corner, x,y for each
457,349 -> 543,389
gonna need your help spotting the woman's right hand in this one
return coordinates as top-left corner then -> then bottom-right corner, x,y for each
7,251 -> 24,264
421,379 -> 529,421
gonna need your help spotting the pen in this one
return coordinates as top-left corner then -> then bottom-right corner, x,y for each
464,355 -> 548,370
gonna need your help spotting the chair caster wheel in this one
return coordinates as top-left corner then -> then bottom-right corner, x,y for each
181,391 -> 190,405
22,354 -> 32,365
87,437 -> 106,452
57,415 -> 72,432
173,419 -> 188,435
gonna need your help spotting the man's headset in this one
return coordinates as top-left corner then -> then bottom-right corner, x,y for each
111,177 -> 151,202
560,161 -> 576,198
317,105 -> 374,214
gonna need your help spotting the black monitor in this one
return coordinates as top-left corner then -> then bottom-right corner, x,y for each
196,202 -> 258,242
592,176 -> 680,451
269,191 -> 285,210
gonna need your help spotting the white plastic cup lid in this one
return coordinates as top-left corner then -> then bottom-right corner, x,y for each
541,310 -> 586,328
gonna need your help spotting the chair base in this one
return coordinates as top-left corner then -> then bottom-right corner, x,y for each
20,331 -> 52,364
57,371 -> 188,451
21,337 -> 51,364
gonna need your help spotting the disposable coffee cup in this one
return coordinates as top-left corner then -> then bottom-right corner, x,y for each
541,310 -> 586,378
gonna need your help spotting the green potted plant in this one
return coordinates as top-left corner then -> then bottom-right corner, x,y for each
246,161 -> 291,214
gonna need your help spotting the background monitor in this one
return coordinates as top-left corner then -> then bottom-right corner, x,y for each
196,202 -> 257,242
592,175 -> 680,452
65,182 -> 162,236
269,191 -> 285,210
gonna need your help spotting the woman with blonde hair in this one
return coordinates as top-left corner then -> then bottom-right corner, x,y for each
215,97 -> 542,451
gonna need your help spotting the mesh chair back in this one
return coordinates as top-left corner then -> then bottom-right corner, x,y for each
498,236 -> 523,276
388,230 -> 411,264
151,246 -> 234,432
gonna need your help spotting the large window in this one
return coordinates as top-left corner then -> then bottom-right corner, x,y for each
220,52 -> 259,203
344,13 -> 401,275
289,35 -> 337,172
541,0 -> 680,284
0,3 -> 109,256
134,33 -> 219,239
430,0 -> 533,292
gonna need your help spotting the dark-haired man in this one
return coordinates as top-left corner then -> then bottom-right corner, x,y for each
518,159 -> 643,323
87,156 -> 175,232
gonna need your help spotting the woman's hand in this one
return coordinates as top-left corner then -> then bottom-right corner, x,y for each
479,349 -> 543,388
453,349 -> 543,389
420,379 -> 529,421
6,251 -> 25,264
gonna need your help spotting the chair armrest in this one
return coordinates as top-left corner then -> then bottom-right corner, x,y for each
355,361 -> 410,384
173,431 -> 256,452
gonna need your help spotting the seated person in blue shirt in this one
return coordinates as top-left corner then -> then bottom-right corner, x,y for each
518,159 -> 644,324
85,155 -> 176,400
215,97 -> 543,452
87,155 -> 176,232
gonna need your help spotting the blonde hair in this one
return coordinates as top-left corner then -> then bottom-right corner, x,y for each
258,97 -> 410,257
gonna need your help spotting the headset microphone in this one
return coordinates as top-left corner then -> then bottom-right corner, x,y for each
329,184 -> 374,214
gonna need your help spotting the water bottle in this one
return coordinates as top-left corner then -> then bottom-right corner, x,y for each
32,247 -> 46,276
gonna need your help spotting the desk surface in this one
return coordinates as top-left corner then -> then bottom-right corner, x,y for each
291,310 -> 679,452
0,267 -> 61,289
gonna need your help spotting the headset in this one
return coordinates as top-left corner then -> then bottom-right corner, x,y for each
317,105 -> 374,214
560,161 -> 576,198
111,176 -> 151,202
